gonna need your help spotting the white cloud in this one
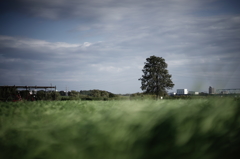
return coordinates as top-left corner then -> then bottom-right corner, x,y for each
91,64 -> 131,73
83,42 -> 92,47
0,35 -> 92,52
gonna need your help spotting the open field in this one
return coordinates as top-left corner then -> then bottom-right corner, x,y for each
0,99 -> 240,159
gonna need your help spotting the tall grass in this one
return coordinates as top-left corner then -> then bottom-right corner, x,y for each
0,99 -> 240,159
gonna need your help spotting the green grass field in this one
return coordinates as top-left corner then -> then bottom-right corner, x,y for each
0,99 -> 240,159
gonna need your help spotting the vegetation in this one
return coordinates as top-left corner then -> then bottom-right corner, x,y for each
0,87 -> 61,101
64,89 -> 120,101
0,87 -> 17,101
37,91 -> 61,101
139,56 -> 174,98
0,99 -> 240,159
130,92 -> 156,100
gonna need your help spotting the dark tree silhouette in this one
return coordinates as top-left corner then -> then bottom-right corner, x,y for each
139,55 -> 174,98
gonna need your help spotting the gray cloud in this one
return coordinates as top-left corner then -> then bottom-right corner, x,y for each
0,0 -> 240,93
0,0 -> 211,20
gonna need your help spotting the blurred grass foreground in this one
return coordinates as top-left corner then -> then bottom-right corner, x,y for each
0,99 -> 240,159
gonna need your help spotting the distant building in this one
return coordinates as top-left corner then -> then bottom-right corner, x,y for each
220,91 -> 228,94
216,88 -> 240,94
209,86 -> 215,94
199,92 -> 208,95
188,91 -> 199,95
177,89 -> 188,95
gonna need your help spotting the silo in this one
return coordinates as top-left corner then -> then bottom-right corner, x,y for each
209,86 -> 215,94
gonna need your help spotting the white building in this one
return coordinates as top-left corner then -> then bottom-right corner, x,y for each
177,89 -> 188,95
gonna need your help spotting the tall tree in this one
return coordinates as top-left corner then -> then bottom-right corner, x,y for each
139,55 -> 174,98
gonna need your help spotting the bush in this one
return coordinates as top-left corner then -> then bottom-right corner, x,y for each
37,91 -> 60,100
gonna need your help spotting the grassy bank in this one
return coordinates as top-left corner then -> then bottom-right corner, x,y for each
0,99 -> 240,159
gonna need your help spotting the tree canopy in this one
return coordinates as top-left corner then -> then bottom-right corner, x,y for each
139,55 -> 174,97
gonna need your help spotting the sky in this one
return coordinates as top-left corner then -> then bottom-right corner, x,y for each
0,0 -> 240,94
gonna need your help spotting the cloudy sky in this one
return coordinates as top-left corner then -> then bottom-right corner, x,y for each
0,0 -> 240,94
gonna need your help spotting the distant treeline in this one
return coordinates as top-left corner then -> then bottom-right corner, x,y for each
0,87 -> 127,101
60,89 -> 121,101
0,87 -> 60,101
1,87 -> 239,102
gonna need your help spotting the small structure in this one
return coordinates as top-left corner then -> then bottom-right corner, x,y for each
188,91 -> 199,95
168,92 -> 176,96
